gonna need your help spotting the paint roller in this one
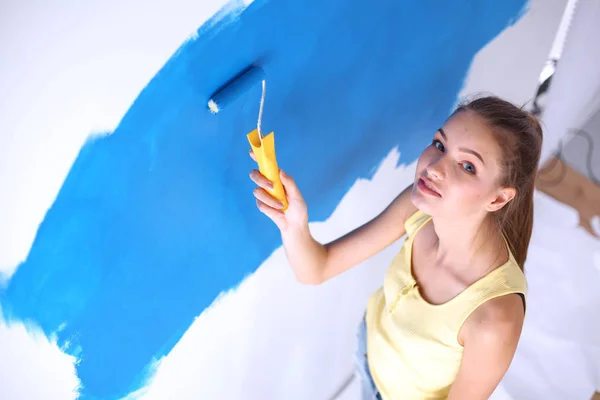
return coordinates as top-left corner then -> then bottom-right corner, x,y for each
208,66 -> 288,211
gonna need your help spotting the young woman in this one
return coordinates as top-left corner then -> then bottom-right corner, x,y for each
249,96 -> 543,399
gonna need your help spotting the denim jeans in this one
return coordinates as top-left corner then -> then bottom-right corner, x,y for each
354,315 -> 383,400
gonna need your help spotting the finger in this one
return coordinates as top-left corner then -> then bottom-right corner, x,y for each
254,187 -> 284,209
256,199 -> 286,225
249,169 -> 274,190
248,149 -> 257,162
279,170 -> 302,200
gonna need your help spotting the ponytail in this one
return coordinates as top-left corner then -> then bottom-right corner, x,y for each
499,178 -> 536,269
453,96 -> 543,270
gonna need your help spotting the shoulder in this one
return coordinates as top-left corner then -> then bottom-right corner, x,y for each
404,208 -> 431,238
448,294 -> 525,399
462,293 -> 525,347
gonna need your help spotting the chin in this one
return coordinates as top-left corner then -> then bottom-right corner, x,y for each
410,185 -> 434,215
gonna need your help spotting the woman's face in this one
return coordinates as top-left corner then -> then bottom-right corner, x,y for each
411,110 -> 515,220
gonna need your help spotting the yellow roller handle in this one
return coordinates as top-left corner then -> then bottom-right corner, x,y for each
247,128 -> 288,211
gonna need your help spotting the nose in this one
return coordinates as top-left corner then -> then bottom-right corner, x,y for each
426,156 -> 445,181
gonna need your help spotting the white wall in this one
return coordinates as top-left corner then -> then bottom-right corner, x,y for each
458,0 -> 567,107
5,0 -> 598,399
539,0 -> 600,162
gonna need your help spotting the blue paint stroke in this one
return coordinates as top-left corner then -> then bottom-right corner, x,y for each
0,0 -> 528,398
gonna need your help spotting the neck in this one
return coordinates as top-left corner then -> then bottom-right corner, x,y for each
430,213 -> 504,273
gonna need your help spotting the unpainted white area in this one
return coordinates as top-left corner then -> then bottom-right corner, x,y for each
457,0 -> 567,108
540,0 -> 600,162
0,318 -> 80,399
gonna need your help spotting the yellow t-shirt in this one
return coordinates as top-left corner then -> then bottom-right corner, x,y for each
365,209 -> 527,400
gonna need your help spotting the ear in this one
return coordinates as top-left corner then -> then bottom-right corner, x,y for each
486,187 -> 516,212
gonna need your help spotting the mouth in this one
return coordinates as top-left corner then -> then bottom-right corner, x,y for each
417,177 -> 441,197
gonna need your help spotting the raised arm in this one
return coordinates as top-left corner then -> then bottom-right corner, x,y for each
250,158 -> 416,286
315,183 -> 417,283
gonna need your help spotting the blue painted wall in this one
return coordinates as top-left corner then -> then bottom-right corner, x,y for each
1,0 -> 527,398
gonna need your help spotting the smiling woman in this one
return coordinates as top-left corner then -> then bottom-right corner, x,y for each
251,95 -> 544,399
411,98 -> 543,270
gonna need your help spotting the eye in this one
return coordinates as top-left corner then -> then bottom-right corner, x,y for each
432,139 -> 445,152
462,161 -> 476,174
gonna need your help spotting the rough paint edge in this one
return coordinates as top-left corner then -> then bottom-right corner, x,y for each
191,0 -> 265,41
454,0 -> 532,110
117,267 -> 262,399
507,0 -> 532,28
0,305 -> 84,396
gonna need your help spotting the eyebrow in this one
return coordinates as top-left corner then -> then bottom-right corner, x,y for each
437,128 -> 485,165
